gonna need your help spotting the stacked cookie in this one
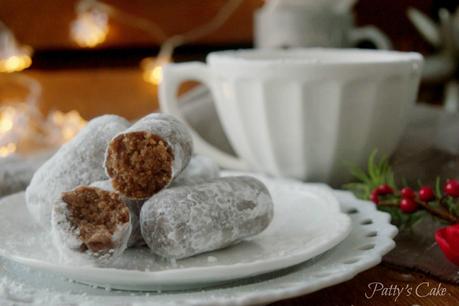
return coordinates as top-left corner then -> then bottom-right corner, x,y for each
25,113 -> 274,266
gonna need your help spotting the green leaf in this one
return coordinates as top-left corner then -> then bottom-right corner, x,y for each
435,177 -> 442,198
444,197 -> 459,217
388,173 -> 397,189
349,165 -> 370,184
343,150 -> 431,229
367,150 -> 378,180
344,150 -> 396,192
342,182 -> 370,200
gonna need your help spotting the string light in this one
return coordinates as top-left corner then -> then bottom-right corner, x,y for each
71,7 -> 109,47
141,0 -> 243,85
0,75 -> 87,157
0,21 -> 32,73
0,106 -> 16,133
0,106 -> 17,156
0,106 -> 88,158
141,55 -> 171,85
48,110 -> 87,142
0,143 -> 16,157
0,102 -> 33,157
71,0 -> 243,85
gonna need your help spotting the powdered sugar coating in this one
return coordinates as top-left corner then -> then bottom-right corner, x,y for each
91,154 -> 219,249
105,113 -> 193,189
171,155 -> 220,187
26,115 -> 130,228
140,176 -> 274,259
51,192 -> 132,266
91,180 -> 145,248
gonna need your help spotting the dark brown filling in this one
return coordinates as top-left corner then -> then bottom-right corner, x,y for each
105,131 -> 173,199
62,187 -> 130,253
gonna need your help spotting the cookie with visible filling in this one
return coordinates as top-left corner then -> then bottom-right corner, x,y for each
90,180 -> 145,248
105,113 -> 192,199
80,154 -> 221,249
52,186 -> 131,265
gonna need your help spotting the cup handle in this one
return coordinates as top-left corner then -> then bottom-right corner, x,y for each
349,26 -> 392,50
159,62 -> 249,171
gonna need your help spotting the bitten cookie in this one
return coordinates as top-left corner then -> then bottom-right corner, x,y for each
83,155 -> 219,248
91,180 -> 145,248
105,113 -> 193,199
140,176 -> 274,259
51,186 -> 131,266
26,115 -> 130,228
171,155 -> 219,187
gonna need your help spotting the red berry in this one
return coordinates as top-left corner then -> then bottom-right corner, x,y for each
400,198 -> 418,213
377,184 -> 394,195
419,186 -> 435,202
444,179 -> 459,198
401,187 -> 415,199
370,190 -> 380,204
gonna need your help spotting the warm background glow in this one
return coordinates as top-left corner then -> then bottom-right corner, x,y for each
49,110 -> 87,143
0,102 -> 87,157
141,56 -> 170,85
0,53 -> 32,73
71,9 -> 108,48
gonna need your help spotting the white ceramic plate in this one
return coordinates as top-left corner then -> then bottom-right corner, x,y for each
0,172 -> 351,290
0,189 -> 397,306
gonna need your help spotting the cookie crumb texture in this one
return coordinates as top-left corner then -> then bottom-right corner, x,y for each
90,180 -> 146,248
62,187 -> 130,253
106,132 -> 173,199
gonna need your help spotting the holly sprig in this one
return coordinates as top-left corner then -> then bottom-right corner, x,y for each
344,151 -> 459,230
343,151 -> 396,200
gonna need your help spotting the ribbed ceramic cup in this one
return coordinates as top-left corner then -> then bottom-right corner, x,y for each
160,48 -> 423,184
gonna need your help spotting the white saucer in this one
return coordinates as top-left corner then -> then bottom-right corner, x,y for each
0,189 -> 397,306
0,172 -> 351,290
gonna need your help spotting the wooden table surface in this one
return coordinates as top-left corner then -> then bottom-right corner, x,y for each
8,68 -> 459,305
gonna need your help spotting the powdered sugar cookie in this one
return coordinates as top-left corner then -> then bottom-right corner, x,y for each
26,115 -> 130,228
105,113 -> 192,199
140,176 -> 274,259
171,155 -> 219,187
51,186 -> 131,266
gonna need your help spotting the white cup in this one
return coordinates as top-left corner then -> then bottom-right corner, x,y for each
255,6 -> 392,50
160,48 -> 423,183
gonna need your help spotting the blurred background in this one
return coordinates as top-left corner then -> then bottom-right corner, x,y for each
2,0 -> 459,293
0,0 -> 459,157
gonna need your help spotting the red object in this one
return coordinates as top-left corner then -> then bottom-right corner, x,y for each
377,184 -> 394,195
444,179 -> 459,198
400,187 -> 415,199
370,190 -> 379,204
435,224 -> 459,266
419,186 -> 435,202
399,198 -> 418,213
